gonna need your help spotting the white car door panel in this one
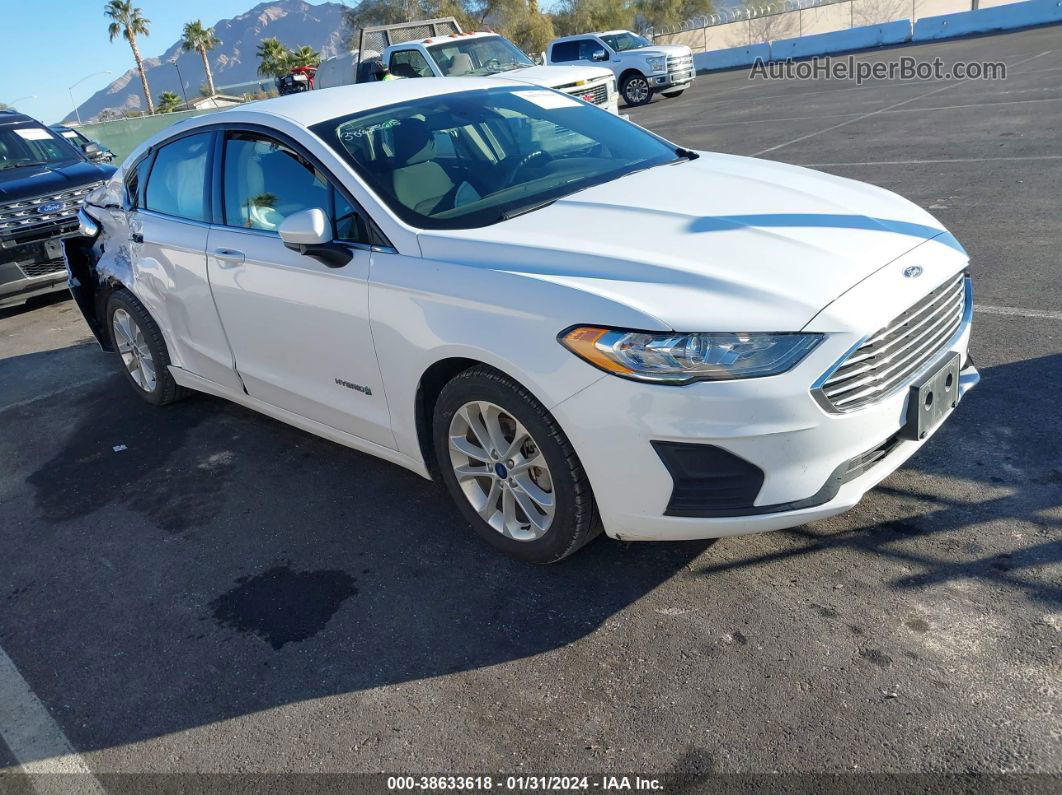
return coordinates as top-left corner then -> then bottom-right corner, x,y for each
205,226 -> 395,449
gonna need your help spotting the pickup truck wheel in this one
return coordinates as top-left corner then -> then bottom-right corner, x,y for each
106,291 -> 187,406
433,366 -> 600,563
662,89 -> 685,98
621,74 -> 653,106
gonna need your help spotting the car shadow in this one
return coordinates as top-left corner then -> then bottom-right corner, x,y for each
0,350 -> 711,758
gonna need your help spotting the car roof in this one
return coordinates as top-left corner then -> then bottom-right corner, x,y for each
221,77 -> 509,127
0,109 -> 39,127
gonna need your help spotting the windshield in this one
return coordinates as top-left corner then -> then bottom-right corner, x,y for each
312,87 -> 681,230
429,36 -> 534,76
0,125 -> 80,170
600,32 -> 651,52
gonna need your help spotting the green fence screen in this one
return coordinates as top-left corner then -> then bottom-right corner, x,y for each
72,108 -> 225,164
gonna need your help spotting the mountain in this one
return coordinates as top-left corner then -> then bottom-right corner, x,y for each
69,0 -> 348,122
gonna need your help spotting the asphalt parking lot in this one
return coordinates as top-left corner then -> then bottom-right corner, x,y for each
1,23 -> 1060,787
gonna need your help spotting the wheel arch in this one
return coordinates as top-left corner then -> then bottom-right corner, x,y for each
412,355 -> 567,481
619,68 -> 646,84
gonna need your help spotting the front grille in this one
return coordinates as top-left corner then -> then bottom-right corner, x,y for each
20,259 -> 66,278
667,54 -> 693,74
816,273 -> 968,412
0,181 -> 102,240
562,81 -> 609,106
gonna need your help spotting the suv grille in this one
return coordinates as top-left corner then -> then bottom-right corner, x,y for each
815,273 -> 968,412
667,53 -> 693,75
0,182 -> 102,240
20,259 -> 66,278
561,81 -> 609,107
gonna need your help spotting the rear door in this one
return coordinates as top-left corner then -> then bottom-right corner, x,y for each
205,128 -> 395,448
132,130 -> 243,392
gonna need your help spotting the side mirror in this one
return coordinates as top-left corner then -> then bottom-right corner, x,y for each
592,49 -> 608,62
84,142 -> 101,156
279,208 -> 351,268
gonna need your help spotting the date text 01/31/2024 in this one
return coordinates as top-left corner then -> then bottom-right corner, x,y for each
386,775 -> 664,791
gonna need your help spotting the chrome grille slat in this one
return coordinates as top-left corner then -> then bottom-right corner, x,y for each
563,81 -> 609,107
814,273 -> 969,412
858,275 -> 964,349
826,293 -> 964,384
826,311 -> 963,407
0,182 -> 102,237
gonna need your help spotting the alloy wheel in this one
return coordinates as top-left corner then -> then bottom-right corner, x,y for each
447,400 -> 556,541
625,77 -> 650,104
112,308 -> 157,392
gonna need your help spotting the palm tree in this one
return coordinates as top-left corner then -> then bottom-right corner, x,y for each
157,91 -> 182,113
289,45 -> 322,69
105,1 -> 154,115
256,37 -> 291,78
181,20 -> 221,97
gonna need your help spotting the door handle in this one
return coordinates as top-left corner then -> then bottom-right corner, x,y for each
212,247 -> 245,267
131,232 -> 143,244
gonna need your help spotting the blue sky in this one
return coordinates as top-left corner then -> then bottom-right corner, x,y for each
0,0 -> 339,124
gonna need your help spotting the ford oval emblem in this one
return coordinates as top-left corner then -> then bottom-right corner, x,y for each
37,201 -> 64,214
903,265 -> 924,279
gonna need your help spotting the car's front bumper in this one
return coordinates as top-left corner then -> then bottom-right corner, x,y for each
650,70 -> 695,91
0,235 -> 72,309
550,263 -> 976,541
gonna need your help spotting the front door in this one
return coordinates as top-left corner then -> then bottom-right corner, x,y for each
206,130 -> 395,448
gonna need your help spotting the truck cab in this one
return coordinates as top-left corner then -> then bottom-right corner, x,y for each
347,19 -> 618,115
547,30 -> 694,107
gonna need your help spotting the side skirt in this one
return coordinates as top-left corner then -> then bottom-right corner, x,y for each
169,366 -> 432,481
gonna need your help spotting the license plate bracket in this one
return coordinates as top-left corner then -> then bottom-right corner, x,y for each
900,351 -> 962,441
44,238 -> 64,260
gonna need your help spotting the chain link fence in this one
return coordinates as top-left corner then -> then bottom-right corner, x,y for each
651,0 -> 1007,51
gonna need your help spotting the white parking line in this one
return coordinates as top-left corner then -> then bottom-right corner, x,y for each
751,50 -> 1053,156
696,96 -> 1062,129
975,305 -> 1062,321
796,154 -> 1062,167
0,646 -> 104,794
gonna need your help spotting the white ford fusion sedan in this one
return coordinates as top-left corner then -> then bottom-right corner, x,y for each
67,78 -> 977,562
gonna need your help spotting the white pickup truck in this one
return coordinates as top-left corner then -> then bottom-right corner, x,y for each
546,30 -> 694,107
326,18 -> 618,115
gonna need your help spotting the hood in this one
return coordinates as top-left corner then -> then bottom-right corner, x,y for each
0,159 -> 115,201
418,152 -> 964,332
495,64 -> 613,87
617,43 -> 690,59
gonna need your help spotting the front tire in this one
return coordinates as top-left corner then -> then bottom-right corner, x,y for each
621,74 -> 653,107
662,89 -> 685,98
106,290 -> 187,406
433,366 -> 600,563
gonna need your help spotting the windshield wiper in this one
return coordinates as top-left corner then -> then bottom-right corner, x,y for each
0,160 -> 49,170
500,197 -> 558,221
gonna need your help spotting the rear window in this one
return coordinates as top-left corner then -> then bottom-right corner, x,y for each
550,41 -> 580,62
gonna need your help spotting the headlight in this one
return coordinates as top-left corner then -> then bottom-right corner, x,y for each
646,56 -> 667,73
559,326 -> 823,384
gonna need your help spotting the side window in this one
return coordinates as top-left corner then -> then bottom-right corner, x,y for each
550,41 -> 579,62
578,39 -> 603,60
144,133 -> 211,222
389,49 -> 433,79
222,133 -> 329,231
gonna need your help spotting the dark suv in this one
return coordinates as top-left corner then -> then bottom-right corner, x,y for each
1,110 -> 115,309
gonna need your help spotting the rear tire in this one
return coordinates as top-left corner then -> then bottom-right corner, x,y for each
106,290 -> 188,406
433,366 -> 600,563
621,74 -> 653,107
662,89 -> 685,98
